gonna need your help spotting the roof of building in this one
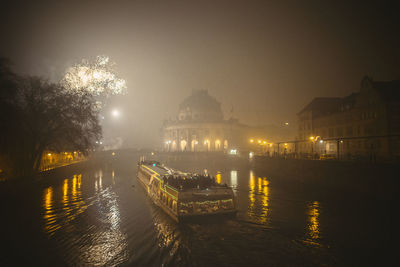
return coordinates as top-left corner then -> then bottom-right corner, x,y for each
298,97 -> 342,115
179,90 -> 222,114
178,90 -> 224,121
299,77 -> 400,117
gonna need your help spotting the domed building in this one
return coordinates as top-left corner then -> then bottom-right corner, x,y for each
162,90 -> 248,152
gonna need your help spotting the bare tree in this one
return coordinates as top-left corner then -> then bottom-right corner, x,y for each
0,58 -> 101,179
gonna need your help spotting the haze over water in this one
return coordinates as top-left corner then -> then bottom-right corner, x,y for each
2,152 -> 397,266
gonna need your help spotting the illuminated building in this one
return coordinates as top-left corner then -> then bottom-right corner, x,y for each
162,90 -> 248,152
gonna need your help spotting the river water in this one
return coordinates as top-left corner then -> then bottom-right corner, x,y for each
1,152 -> 398,266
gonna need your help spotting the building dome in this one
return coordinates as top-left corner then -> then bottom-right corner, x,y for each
178,90 -> 223,121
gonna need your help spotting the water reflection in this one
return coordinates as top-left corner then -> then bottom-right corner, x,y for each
94,170 -> 103,192
230,170 -> 237,189
42,171 -> 129,265
306,201 -> 321,243
154,214 -> 180,255
43,174 -> 87,235
79,189 -> 128,266
43,186 -> 61,233
248,170 -> 256,214
247,171 -> 270,224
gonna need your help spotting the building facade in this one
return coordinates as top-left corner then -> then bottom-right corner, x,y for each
162,90 -> 249,152
297,76 -> 400,160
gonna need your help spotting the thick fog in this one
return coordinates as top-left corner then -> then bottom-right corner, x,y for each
1,0 -> 399,148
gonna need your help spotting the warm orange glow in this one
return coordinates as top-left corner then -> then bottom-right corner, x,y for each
248,171 -> 255,213
308,201 -> 320,240
257,140 -> 262,144
216,172 -> 221,184
250,139 -> 254,143
261,178 -> 269,223
63,179 -> 68,197
72,175 -> 77,198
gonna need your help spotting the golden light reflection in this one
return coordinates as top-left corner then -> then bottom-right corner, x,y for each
43,186 -> 61,234
63,178 -> 69,202
44,187 -> 52,209
260,178 -> 269,224
249,171 -> 255,210
43,174 -> 87,235
72,175 -> 77,198
247,172 -> 270,224
307,201 -> 321,241
78,174 -> 81,189
153,212 -> 180,255
216,172 -> 221,184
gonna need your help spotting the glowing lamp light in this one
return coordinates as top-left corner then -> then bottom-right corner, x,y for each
47,153 -> 52,156
319,140 -> 324,143
250,139 -> 254,143
112,109 -> 120,117
310,136 -> 315,141
257,140 -> 262,144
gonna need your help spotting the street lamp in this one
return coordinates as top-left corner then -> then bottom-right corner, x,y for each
111,109 -> 120,118
309,136 -> 321,159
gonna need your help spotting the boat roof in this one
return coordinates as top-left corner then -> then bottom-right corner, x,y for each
141,162 -> 170,176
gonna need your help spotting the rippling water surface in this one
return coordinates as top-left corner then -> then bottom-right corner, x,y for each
2,152 -> 398,266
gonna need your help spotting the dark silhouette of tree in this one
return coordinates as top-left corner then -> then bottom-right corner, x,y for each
0,58 -> 101,178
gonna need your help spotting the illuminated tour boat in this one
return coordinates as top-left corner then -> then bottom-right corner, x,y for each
137,159 -> 237,222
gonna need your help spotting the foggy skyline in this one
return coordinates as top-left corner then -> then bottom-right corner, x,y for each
1,0 -> 399,147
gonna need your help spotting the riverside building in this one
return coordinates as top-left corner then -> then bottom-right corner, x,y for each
161,90 -> 248,153
297,76 -> 400,160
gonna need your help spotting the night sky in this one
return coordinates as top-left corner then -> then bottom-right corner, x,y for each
1,0 -> 399,147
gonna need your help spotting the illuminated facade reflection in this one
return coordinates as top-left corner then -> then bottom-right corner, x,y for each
248,171 -> 256,215
247,171 -> 270,224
